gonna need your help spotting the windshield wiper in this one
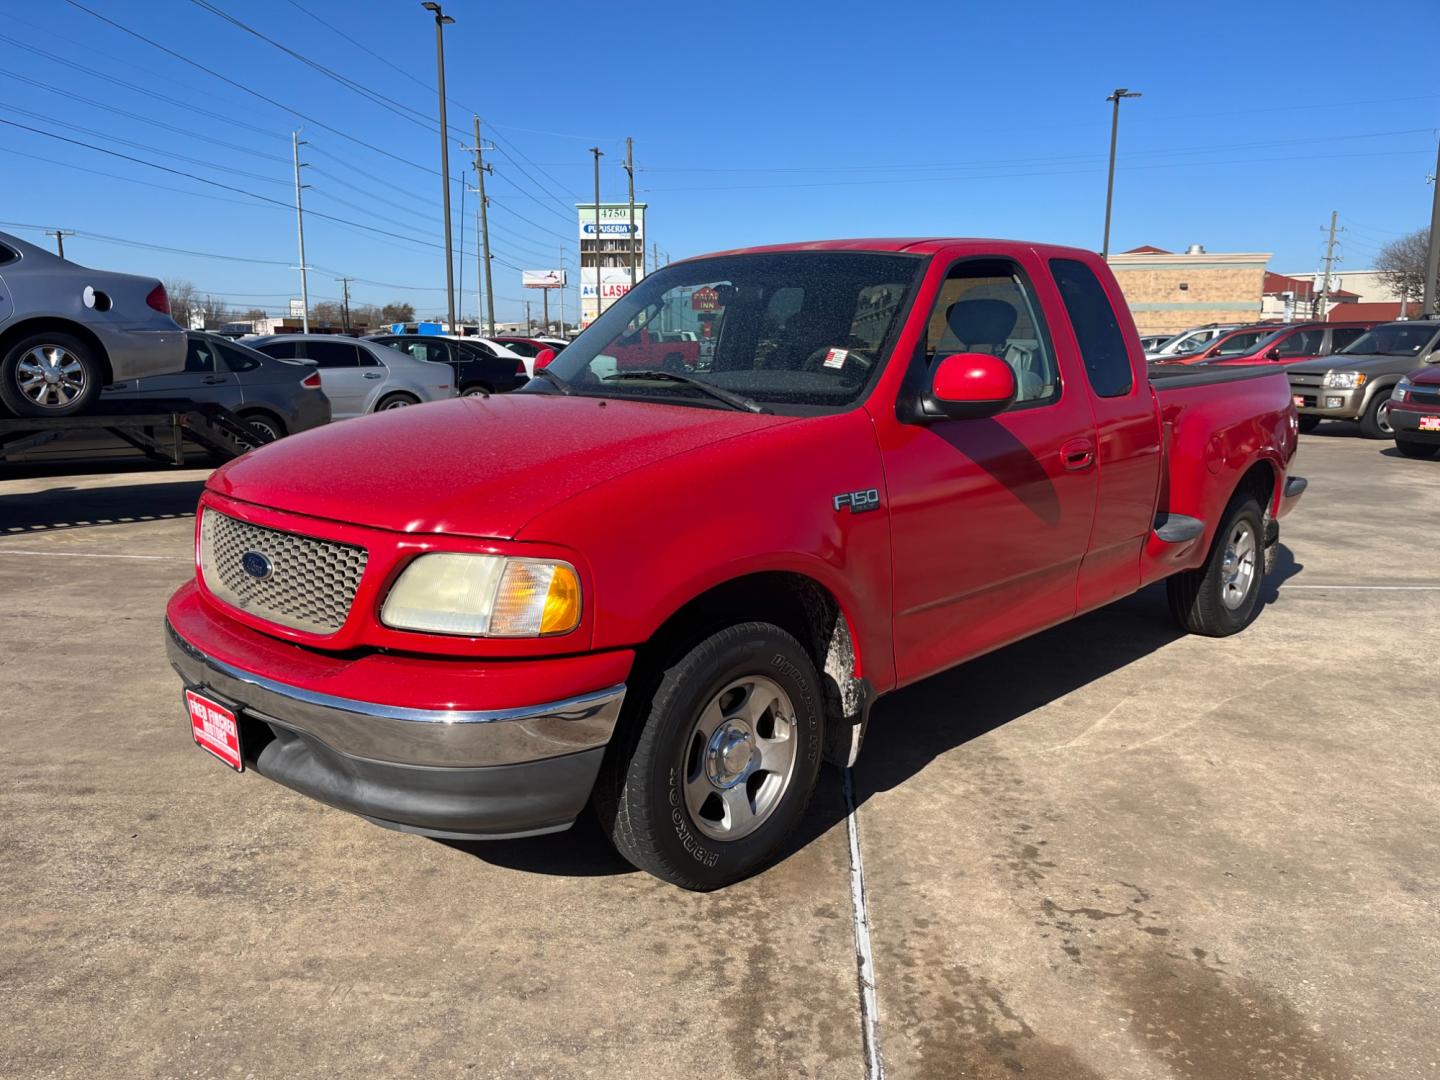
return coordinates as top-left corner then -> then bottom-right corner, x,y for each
603,370 -> 772,414
533,367 -> 575,395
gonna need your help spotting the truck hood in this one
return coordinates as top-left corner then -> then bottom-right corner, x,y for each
1286,353 -> 1423,374
208,394 -> 797,539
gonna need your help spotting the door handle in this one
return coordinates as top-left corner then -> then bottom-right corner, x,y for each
1061,438 -> 1095,471
201,376 -> 226,384
363,372 -> 383,379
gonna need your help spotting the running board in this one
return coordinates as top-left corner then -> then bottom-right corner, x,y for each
1152,513 -> 1206,544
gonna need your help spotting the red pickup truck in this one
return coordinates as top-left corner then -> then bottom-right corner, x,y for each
165,239 -> 1306,890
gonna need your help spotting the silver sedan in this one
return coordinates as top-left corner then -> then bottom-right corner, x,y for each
0,230 -> 185,417
244,335 -> 455,419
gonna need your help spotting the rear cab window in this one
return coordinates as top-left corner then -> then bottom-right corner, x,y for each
1049,258 -> 1134,397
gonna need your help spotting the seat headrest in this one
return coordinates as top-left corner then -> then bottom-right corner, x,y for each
945,298 -> 1017,349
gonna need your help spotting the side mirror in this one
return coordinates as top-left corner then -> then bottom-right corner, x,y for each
1264,347 -> 1281,360
534,348 -> 557,371
925,353 -> 1017,420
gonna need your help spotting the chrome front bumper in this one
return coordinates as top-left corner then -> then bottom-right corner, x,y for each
165,620 -> 626,769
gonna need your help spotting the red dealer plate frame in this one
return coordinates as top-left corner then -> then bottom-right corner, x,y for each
186,689 -> 243,772
1420,416 -> 1440,432
1293,395 -> 1305,408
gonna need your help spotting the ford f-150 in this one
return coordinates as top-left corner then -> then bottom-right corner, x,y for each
165,238 -> 1306,890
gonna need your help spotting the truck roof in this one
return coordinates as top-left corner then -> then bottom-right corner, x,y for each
682,237 -> 1099,261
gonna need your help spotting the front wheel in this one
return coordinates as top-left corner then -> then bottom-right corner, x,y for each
594,622 -> 824,890
1167,496 -> 1265,637
0,332 -> 104,418
375,393 -> 418,411
1359,393 -> 1394,439
1395,438 -> 1440,460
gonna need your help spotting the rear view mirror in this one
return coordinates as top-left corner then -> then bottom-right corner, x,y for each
925,353 -> 1017,420
534,348 -> 557,370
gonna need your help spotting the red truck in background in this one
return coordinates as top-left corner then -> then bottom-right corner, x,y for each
165,238 -> 1306,890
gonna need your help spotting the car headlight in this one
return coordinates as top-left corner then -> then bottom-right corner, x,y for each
1322,371 -> 1366,389
1392,378 -> 1412,401
381,554 -> 580,637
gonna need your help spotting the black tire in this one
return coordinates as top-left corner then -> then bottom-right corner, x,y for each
1296,414 -> 1321,434
1167,495 -> 1265,637
375,392 -> 418,411
594,622 -> 825,890
460,384 -> 492,397
1359,392 -> 1394,439
239,411 -> 286,444
0,331 -> 104,418
1395,438 -> 1440,460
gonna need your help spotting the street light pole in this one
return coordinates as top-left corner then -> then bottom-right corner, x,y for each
590,146 -> 604,327
1423,136 -> 1440,317
422,2 -> 456,332
1102,87 -> 1141,260
292,130 -> 311,333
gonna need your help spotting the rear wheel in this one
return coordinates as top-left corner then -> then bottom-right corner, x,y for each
460,384 -> 492,397
239,411 -> 286,444
1395,438 -> 1439,460
0,332 -> 103,418
375,393 -> 418,411
594,622 -> 824,890
1359,393 -> 1394,439
1297,414 -> 1321,434
1167,495 -> 1265,637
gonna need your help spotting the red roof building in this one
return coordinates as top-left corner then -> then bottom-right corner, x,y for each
1325,301 -> 1411,323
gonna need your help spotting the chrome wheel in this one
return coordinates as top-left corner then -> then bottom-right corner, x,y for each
16,345 -> 87,409
1376,400 -> 1394,436
245,417 -> 282,443
682,675 -> 798,842
1219,520 -> 1256,610
379,395 -> 414,410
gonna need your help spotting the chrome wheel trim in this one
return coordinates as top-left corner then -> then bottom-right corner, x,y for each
380,396 -> 414,410
16,345 -> 87,408
682,675 -> 798,842
1376,400 -> 1394,436
1220,520 -> 1257,611
245,417 -> 281,441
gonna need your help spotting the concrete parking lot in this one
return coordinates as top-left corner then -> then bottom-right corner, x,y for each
2,428 -> 1437,1080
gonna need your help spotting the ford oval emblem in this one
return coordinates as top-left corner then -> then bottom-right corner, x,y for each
241,551 -> 273,580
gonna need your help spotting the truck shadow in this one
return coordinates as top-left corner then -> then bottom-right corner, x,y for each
450,547 -> 1302,882
0,478 -> 206,534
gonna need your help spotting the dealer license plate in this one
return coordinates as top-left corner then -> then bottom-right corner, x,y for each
1420,416 -> 1440,432
1293,395 -> 1305,408
186,689 -> 243,771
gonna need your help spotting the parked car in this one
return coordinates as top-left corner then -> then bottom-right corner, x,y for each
479,336 -> 553,377
106,331 -> 331,440
245,335 -> 454,418
1287,321 -> 1440,437
1138,334 -> 1172,352
1202,321 -> 1375,367
367,334 -> 527,396
1149,324 -> 1280,366
0,229 -> 185,417
165,237 -> 1304,890
1387,365 -> 1440,458
1144,322 -> 1240,361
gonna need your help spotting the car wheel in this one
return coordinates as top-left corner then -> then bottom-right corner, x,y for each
0,332 -> 103,418
1359,393 -> 1394,439
375,393 -> 418,411
594,622 -> 824,890
1395,438 -> 1439,460
1297,415 -> 1321,434
240,412 -> 286,444
1167,495 -> 1265,637
461,384 -> 492,397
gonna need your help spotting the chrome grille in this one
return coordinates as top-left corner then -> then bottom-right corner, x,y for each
1289,373 -> 1324,388
199,509 -> 367,634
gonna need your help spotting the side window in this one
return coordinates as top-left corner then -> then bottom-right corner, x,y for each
305,340 -> 361,368
424,341 -> 452,364
217,342 -> 261,372
470,341 -> 497,358
358,346 -> 383,368
926,259 -> 1059,407
183,337 -> 218,373
1274,329 -> 1323,358
0,243 -> 19,267
1327,327 -> 1365,353
1049,258 -> 1133,397
255,340 -> 299,359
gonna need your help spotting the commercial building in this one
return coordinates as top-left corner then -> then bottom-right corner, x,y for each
577,201 -> 646,328
1106,245 -> 1271,335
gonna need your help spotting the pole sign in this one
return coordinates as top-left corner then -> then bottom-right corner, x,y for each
691,287 -> 720,312
576,204 -> 645,241
522,269 -> 566,289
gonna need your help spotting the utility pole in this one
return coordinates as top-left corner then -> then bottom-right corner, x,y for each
422,2 -> 456,332
466,116 -> 496,337
1423,137 -> 1440,317
1101,88 -> 1141,260
559,245 -> 566,337
45,229 -> 74,258
1317,210 -> 1342,321
625,136 -> 636,287
524,300 -> 532,336
336,277 -> 352,332
292,130 -> 311,333
652,242 -> 658,274
590,146 -> 604,327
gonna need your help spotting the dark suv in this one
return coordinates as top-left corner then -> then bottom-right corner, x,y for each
1287,321 -> 1440,437
367,335 -> 527,396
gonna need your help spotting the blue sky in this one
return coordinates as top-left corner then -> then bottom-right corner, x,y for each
3,0 -> 1436,324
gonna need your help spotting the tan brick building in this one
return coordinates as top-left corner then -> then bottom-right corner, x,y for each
1106,245 -> 1271,336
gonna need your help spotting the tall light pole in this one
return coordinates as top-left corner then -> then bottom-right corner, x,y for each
422,2 -> 456,332
1102,88 -> 1141,260
590,146 -> 604,327
1423,136 -> 1440,317
292,130 -> 311,333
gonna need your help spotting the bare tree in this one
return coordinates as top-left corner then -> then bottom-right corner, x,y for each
1376,228 -> 1430,307
197,295 -> 229,327
311,301 -> 345,327
165,278 -> 197,327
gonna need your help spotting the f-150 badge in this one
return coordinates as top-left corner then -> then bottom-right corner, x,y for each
834,488 -> 880,513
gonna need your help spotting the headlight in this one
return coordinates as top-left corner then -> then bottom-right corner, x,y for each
1322,371 -> 1366,389
381,554 -> 581,637
1392,378 -> 1412,401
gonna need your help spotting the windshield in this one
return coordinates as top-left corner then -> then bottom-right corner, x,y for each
532,251 -> 921,413
1211,329 -> 1272,356
1340,323 -> 1438,357
1165,330 -> 1212,355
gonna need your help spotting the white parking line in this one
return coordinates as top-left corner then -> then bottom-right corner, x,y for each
844,768 -> 885,1080
0,549 -> 189,562
1281,584 -> 1440,591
